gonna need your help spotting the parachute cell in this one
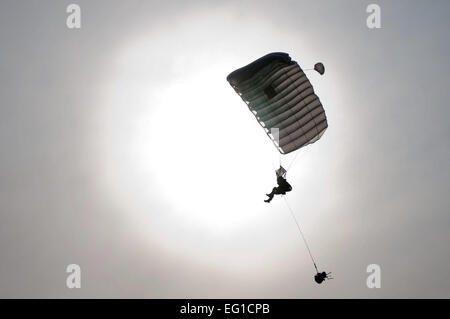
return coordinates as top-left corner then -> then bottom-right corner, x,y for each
227,52 -> 328,154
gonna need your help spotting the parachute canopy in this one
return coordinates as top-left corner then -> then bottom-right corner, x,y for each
227,52 -> 328,154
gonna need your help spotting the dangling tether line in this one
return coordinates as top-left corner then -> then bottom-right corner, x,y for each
283,196 -> 318,273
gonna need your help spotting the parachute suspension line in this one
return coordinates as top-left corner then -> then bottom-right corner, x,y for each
283,196 -> 318,273
287,150 -> 301,171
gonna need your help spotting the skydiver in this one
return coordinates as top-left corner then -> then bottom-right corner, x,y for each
264,167 -> 292,203
314,271 -> 332,284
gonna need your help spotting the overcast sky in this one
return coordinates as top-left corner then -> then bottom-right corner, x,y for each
1,0 -> 449,298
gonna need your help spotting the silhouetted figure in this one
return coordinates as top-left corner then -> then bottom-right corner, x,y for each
265,166 -> 292,203
314,271 -> 332,284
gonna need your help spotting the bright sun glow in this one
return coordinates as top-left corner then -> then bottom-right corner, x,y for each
96,25 -> 335,260
97,38 -> 285,241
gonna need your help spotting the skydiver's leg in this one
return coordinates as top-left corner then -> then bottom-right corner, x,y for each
278,185 -> 291,195
266,187 -> 277,197
265,187 -> 276,202
273,187 -> 283,195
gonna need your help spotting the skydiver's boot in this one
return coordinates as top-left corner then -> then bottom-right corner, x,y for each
265,190 -> 275,203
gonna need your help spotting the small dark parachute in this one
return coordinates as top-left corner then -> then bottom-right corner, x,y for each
227,52 -> 328,154
314,62 -> 325,75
